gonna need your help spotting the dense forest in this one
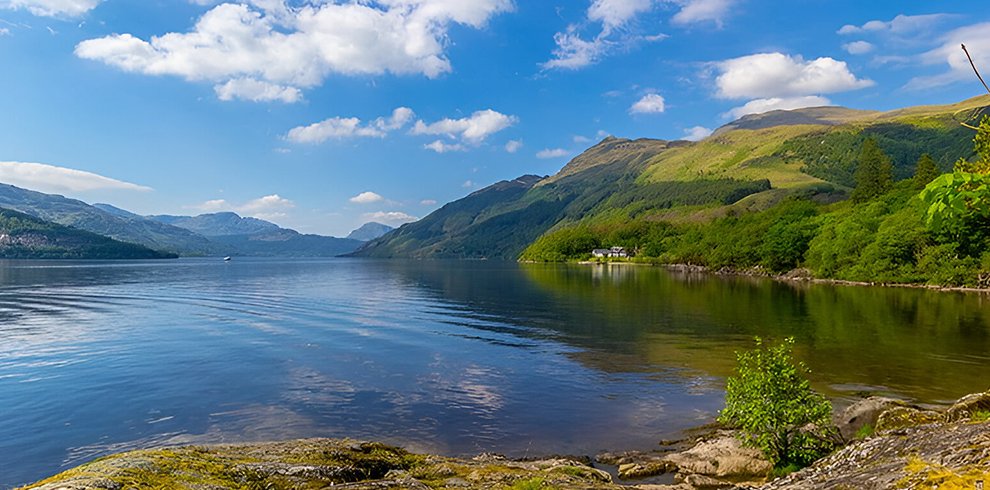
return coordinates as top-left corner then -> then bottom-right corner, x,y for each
520,117 -> 990,287
0,207 -> 177,259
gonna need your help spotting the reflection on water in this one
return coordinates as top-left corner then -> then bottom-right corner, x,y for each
1,259 -> 988,488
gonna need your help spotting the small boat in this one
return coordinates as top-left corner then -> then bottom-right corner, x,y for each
223,256 -> 232,262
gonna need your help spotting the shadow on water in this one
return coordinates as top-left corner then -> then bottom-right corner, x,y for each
374,260 -> 990,405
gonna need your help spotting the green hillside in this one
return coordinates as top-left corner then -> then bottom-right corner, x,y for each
358,95 -> 990,264
0,184 -> 218,255
0,207 -> 177,259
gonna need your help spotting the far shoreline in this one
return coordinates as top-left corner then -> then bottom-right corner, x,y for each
534,259 -> 990,294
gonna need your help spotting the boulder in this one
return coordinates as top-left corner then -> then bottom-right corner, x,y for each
618,461 -> 677,479
945,391 -> 990,422
661,432 -> 771,481
834,397 -> 906,441
875,406 -> 942,432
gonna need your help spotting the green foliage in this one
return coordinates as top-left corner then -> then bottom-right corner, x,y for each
851,137 -> 894,203
972,410 -> 990,423
510,477 -> 549,490
786,124 -> 972,187
0,207 -> 176,259
913,154 -> 940,189
855,424 -> 875,439
718,338 -> 836,468
918,172 -> 990,252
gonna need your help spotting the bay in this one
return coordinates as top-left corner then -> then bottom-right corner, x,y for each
1,258 -> 988,488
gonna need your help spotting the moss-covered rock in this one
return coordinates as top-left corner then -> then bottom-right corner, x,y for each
945,391 -> 990,422
21,439 -> 618,490
875,406 -> 942,432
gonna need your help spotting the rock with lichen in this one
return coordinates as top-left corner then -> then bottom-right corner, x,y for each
21,439 -> 617,490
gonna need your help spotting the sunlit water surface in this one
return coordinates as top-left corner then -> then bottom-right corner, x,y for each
2,258 -> 989,487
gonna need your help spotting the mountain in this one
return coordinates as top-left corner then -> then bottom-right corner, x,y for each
357,95 -> 990,260
93,203 -> 144,220
147,212 -> 363,256
148,212 -> 281,237
0,184 -> 218,255
355,137 -> 771,259
206,229 -> 363,257
346,222 -> 394,241
0,207 -> 176,259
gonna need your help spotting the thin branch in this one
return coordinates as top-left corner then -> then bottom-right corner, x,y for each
962,43 -> 990,96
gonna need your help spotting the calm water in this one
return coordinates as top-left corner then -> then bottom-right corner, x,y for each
2,259 -> 989,487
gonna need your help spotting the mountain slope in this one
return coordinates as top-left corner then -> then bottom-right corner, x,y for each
148,212 -> 281,237
356,137 -> 772,259
146,211 -> 363,256
207,229 -> 363,257
0,184 -> 218,255
346,222 -> 394,241
358,95 -> 990,260
0,207 -> 176,259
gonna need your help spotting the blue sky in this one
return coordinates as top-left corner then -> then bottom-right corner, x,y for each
0,0 -> 988,236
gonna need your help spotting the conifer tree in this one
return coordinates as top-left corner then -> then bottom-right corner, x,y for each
912,153 -> 940,189
851,137 -> 893,203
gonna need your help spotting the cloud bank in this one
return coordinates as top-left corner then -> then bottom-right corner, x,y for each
75,0 -> 513,102
0,161 -> 151,194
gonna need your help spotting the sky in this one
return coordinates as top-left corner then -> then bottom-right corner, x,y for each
0,0 -> 988,236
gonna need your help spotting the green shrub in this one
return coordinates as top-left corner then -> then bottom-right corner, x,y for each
719,338 -> 837,468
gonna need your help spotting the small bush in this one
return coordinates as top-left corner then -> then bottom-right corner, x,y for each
719,338 -> 837,468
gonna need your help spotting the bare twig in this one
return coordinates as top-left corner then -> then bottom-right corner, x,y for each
962,43 -> 990,95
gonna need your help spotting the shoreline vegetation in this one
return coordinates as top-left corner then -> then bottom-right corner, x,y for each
561,260 -> 990,294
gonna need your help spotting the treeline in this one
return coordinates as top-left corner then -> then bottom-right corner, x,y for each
521,119 -> 990,287
0,208 -> 177,259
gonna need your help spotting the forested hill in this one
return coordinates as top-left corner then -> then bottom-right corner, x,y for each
0,208 -> 177,259
357,95 -> 990,262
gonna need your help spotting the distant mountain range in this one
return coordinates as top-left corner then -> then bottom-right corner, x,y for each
0,207 -> 175,259
0,185 -> 370,258
357,95 -> 990,260
346,222 -> 393,241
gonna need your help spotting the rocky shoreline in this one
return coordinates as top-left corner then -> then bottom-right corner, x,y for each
21,391 -> 990,490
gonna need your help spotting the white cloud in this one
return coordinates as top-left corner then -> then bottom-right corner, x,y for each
715,52 -> 873,99
287,107 -> 413,144
412,109 -> 517,144
349,191 -> 385,204
544,0 -> 735,70
842,41 -> 874,55
670,0 -> 734,26
214,78 -> 303,103
362,210 -> 417,226
543,27 -> 609,70
0,27 -> 9,36
536,148 -> 570,159
74,1 -> 512,101
461,180 -> 475,188
424,140 -> 466,153
725,95 -> 831,119
908,22 -> 990,90
287,117 -> 384,143
194,193 -> 295,221
574,135 -> 592,143
504,139 -> 523,153
630,93 -> 666,113
0,0 -> 100,17
374,107 -> 416,131
588,0 -> 652,33
0,161 -> 151,194
682,126 -> 713,141
420,199 -> 437,206
837,14 -> 952,36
